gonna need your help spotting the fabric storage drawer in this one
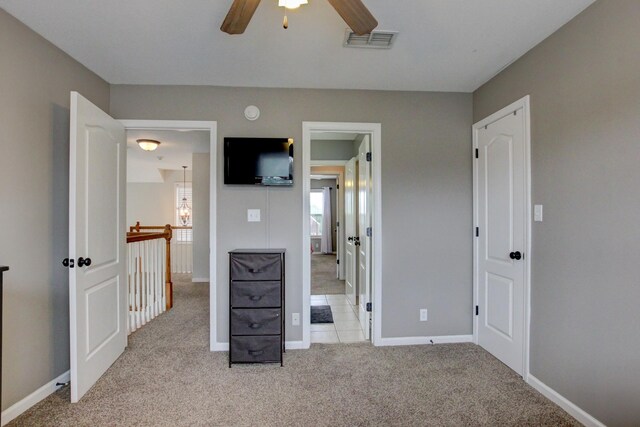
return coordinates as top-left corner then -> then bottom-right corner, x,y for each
230,253 -> 282,281
230,336 -> 281,363
231,308 -> 281,335
231,281 -> 281,308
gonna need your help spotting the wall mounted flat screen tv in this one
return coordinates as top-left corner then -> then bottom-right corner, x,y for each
224,137 -> 294,186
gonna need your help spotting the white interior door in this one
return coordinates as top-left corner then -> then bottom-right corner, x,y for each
69,92 -> 127,402
344,158 -> 357,306
358,136 -> 371,340
476,109 -> 526,375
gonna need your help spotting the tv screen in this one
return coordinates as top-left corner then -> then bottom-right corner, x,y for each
224,137 -> 294,186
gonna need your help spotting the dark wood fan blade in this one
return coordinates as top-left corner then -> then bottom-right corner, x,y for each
327,0 -> 378,35
221,0 -> 262,35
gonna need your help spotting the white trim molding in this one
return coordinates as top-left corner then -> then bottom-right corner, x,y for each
302,122 -> 383,348
377,335 -> 473,347
1,370 -> 70,426
310,160 -> 349,166
119,119 -> 218,352
472,95 -> 532,378
527,375 -> 606,427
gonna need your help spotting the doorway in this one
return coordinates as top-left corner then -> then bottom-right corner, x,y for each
302,122 -> 382,348
120,120 -> 218,350
472,96 -> 531,377
67,95 -> 218,402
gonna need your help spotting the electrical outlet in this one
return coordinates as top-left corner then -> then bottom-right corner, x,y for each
247,209 -> 261,222
292,313 -> 300,326
420,309 -> 428,322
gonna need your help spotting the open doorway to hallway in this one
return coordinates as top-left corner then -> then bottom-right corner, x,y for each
124,126 -> 212,334
309,133 -> 367,344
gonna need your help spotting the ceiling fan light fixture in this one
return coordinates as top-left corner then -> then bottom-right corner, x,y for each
278,0 -> 308,10
136,139 -> 161,151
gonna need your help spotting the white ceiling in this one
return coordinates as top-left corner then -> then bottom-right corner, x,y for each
0,0 -> 595,92
127,129 -> 209,183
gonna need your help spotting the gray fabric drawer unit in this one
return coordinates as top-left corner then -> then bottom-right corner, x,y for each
229,249 -> 285,366
230,281 -> 281,308
230,253 -> 282,281
230,336 -> 281,363
231,308 -> 281,335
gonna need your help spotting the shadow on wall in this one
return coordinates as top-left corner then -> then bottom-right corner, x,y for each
51,103 -> 71,374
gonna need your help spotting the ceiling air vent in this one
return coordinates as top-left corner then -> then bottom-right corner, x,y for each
343,30 -> 398,49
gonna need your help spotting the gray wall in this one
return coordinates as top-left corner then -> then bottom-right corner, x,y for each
473,1 -> 640,425
310,179 -> 337,253
0,9 -> 110,410
110,86 -> 473,343
126,169 -> 193,227
310,139 -> 357,161
192,153 -> 210,280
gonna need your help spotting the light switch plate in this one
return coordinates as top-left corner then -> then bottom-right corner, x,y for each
247,209 -> 261,222
534,205 -> 543,222
292,313 -> 300,326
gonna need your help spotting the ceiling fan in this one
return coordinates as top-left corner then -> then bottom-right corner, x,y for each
221,0 -> 378,35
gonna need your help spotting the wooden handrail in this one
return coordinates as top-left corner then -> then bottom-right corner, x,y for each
129,221 -> 192,232
127,224 -> 173,310
126,231 -> 169,243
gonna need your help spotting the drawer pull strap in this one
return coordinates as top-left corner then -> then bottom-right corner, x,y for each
248,268 -> 264,273
248,350 -> 264,356
250,295 -> 263,301
249,323 -> 262,329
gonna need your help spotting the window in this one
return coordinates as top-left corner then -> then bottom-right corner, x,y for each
175,183 -> 193,242
310,190 -> 323,236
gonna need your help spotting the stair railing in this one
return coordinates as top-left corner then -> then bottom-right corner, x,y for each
126,224 -> 173,334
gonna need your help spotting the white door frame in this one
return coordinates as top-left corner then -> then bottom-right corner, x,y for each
302,122 -> 382,347
119,120 -> 218,352
472,96 -> 532,379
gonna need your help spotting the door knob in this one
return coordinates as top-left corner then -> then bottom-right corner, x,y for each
509,251 -> 522,260
354,237 -> 361,246
62,258 -> 75,268
78,257 -> 92,267
348,236 -> 354,242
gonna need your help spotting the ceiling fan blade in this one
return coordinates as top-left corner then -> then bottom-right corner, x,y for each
221,0 -> 262,35
327,0 -> 378,36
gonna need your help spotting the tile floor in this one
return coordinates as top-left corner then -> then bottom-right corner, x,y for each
310,294 -> 366,343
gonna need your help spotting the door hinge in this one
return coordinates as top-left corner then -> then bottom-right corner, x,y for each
475,305 -> 479,316
336,221 -> 339,227
336,259 -> 340,265
475,148 -> 479,159
475,227 -> 479,237
366,152 -> 372,162
366,302 -> 372,312
336,184 -> 339,189
366,227 -> 372,237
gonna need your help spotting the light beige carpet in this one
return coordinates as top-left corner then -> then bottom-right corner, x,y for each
311,254 -> 345,295
9,276 -> 579,426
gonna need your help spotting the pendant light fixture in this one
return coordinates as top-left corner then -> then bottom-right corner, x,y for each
178,166 -> 192,226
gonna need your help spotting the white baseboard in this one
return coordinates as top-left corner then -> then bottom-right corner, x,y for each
191,278 -> 209,283
284,340 -> 306,350
376,334 -> 473,347
211,341 -> 306,352
526,374 -> 605,427
211,342 -> 228,352
1,370 -> 70,426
